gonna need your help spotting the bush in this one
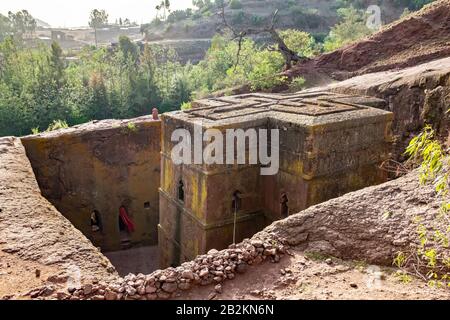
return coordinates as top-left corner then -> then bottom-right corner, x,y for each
167,10 -> 189,23
229,0 -> 243,10
323,6 -> 373,52
250,15 -> 265,27
46,120 -> 69,132
289,77 -> 306,91
394,0 -> 434,10
395,125 -> 450,288
181,102 -> 192,110
278,29 -> 318,58
231,10 -> 246,24
291,6 -> 323,29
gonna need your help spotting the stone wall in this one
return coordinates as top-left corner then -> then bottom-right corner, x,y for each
21,116 -> 161,252
0,137 -> 118,298
66,237 -> 285,300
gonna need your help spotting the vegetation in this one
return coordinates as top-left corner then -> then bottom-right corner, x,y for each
186,30 -> 316,95
229,0 -> 243,10
289,77 -> 306,91
155,1 -> 172,21
323,6 -> 373,52
46,120 -> 69,132
141,0 -> 435,43
89,9 -> 109,47
0,1 -> 438,136
394,0 -> 435,10
0,10 -> 36,41
0,36 -> 191,136
0,14 -> 12,41
395,126 -> 449,288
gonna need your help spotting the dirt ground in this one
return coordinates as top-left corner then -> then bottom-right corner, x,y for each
104,246 -> 159,277
0,251 -> 63,299
0,137 -> 118,300
178,249 -> 450,300
287,0 -> 450,85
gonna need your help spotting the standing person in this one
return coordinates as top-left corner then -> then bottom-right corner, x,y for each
152,108 -> 159,120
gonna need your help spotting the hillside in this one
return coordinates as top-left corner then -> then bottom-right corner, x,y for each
287,0 -> 450,83
143,0 -> 411,42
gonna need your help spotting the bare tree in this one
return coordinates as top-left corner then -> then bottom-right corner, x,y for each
218,1 -> 308,70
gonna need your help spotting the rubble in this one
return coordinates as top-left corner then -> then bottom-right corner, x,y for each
56,237 -> 287,300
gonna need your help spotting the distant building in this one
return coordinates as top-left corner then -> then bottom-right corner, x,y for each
51,30 -> 66,42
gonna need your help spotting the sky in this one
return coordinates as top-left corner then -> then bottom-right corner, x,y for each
0,0 -> 193,28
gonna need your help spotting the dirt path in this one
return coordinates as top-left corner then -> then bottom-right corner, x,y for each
178,249 -> 450,300
105,246 -> 159,277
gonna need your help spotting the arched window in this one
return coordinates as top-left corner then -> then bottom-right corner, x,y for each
280,193 -> 289,218
91,210 -> 102,232
178,180 -> 185,203
231,190 -> 242,213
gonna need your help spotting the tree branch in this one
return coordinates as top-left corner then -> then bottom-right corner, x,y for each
217,1 -> 308,70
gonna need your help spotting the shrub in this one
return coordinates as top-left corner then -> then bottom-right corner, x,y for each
289,77 -> 306,91
229,0 -> 243,10
291,6 -> 322,29
395,125 -> 450,288
46,120 -> 69,132
323,6 -> 373,52
231,10 -> 245,24
250,15 -> 265,27
181,102 -> 192,110
278,29 -> 318,58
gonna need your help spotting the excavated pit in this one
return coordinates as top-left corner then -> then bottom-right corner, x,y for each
14,90 -> 395,275
18,116 -> 162,276
1,4 -> 449,294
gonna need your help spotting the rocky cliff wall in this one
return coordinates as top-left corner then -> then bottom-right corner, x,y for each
0,137 -> 118,299
21,116 -> 161,252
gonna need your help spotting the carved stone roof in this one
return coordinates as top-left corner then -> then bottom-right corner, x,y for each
166,90 -> 391,128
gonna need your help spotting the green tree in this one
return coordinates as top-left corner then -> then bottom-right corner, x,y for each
7,10 -> 36,40
168,73 -> 192,110
89,9 -> 109,47
395,126 -> 450,287
49,42 -> 65,87
186,31 -> 316,95
229,0 -> 243,9
323,6 -> 373,52
156,0 -> 171,20
0,14 -> 11,41
118,36 -> 139,63
278,29 -> 318,58
192,0 -> 205,9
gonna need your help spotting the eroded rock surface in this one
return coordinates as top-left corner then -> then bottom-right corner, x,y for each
65,170 -> 449,300
328,57 -> 450,158
176,169 -> 450,300
261,170 -> 449,265
0,137 -> 118,299
178,249 -> 450,300
21,116 -> 161,251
